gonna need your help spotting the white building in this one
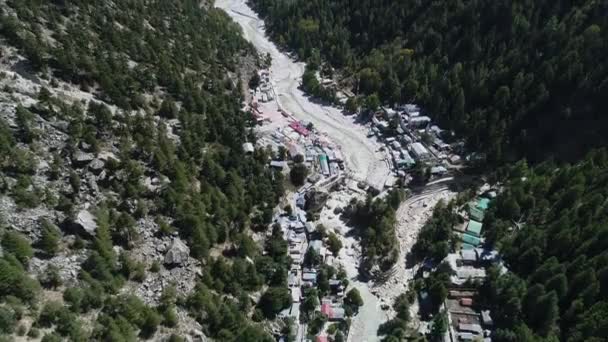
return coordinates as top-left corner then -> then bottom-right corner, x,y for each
411,142 -> 430,160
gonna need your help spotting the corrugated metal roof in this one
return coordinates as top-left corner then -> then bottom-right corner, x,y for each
466,220 -> 483,237
461,234 -> 481,246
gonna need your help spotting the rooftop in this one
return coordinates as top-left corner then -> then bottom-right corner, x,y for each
411,142 -> 429,156
461,233 -> 481,246
460,249 -> 477,262
466,220 -> 483,237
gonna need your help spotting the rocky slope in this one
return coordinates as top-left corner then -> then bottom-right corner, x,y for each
0,1 -> 283,341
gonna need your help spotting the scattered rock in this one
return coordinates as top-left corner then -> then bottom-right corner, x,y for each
79,141 -> 92,152
164,238 -> 190,266
74,209 -> 97,236
72,150 -> 95,167
88,159 -> 105,174
190,329 -> 208,342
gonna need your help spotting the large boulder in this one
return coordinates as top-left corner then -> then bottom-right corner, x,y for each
74,210 -> 97,237
88,159 -> 105,175
72,150 -> 95,167
164,239 -> 190,266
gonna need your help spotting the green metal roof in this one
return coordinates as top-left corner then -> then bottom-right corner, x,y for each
478,198 -> 490,210
469,206 -> 485,222
466,220 -> 483,237
461,233 -> 481,246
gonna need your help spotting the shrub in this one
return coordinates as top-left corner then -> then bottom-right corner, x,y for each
0,306 -> 15,334
1,231 -> 33,265
27,327 -> 40,338
38,219 -> 61,257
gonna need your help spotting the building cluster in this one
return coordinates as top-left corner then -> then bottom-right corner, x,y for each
437,247 -> 502,342
454,193 -> 495,250
259,120 -> 345,179
256,70 -> 275,103
369,104 -> 464,187
433,191 -> 508,342
274,193 -> 350,342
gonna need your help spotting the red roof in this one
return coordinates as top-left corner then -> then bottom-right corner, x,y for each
316,336 -> 329,342
460,298 -> 473,306
321,303 -> 332,316
289,121 -> 310,136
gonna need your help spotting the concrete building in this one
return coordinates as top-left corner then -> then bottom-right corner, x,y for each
409,116 -> 431,128
411,142 -> 431,160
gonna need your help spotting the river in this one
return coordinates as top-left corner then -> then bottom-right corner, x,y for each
215,1 -> 395,340
215,0 -> 390,190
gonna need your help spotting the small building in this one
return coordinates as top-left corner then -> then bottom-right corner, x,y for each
409,116 -> 431,128
468,198 -> 491,221
481,310 -> 494,327
461,233 -> 481,247
289,121 -> 310,136
411,142 -> 430,161
460,298 -> 473,307
302,270 -> 317,284
449,290 -> 477,298
458,332 -> 475,341
319,155 -> 330,176
242,142 -> 254,154
400,150 -> 416,166
316,335 -> 329,342
456,268 -> 487,282
291,287 -> 301,303
270,161 -> 288,169
287,143 -> 304,159
433,137 -> 450,151
296,196 -> 306,209
321,304 -> 346,321
450,155 -> 463,164
329,279 -> 344,295
458,323 -> 483,335
431,166 -> 448,175
333,149 -> 344,162
382,107 -> 398,119
469,206 -> 485,222
466,220 -> 483,237
404,104 -> 420,114
305,222 -> 316,235
460,249 -> 477,265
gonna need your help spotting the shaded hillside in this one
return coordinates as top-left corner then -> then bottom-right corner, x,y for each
479,150 -> 608,341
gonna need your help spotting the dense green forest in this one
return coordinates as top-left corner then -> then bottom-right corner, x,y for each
478,150 -> 608,341
343,190 -> 404,272
250,0 -> 608,163
0,0 -> 286,340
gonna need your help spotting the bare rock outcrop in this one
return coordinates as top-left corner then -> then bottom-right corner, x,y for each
164,238 -> 190,266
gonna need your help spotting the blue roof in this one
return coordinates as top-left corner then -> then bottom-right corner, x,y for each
461,234 -> 481,246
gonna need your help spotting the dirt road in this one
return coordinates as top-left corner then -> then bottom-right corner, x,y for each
215,0 -> 390,189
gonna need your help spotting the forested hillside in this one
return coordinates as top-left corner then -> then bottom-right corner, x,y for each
0,0 -> 285,340
250,0 -> 608,163
479,150 -> 608,341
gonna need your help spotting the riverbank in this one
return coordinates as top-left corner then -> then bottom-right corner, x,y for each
215,1 -> 455,341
